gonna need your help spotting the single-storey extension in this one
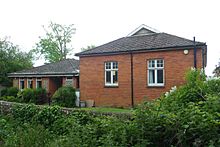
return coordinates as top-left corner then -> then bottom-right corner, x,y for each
8,59 -> 79,95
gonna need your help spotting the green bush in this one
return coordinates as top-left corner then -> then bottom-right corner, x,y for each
34,106 -> 63,129
7,87 -> 19,97
12,104 -> 39,123
34,88 -> 48,104
52,86 -> 76,107
20,88 -> 35,103
206,78 -> 220,96
132,69 -> 220,146
1,69 -> 220,146
0,88 -> 8,97
0,87 -> 19,97
6,124 -> 52,147
1,96 -> 19,102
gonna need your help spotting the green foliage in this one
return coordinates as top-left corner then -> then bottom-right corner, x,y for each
81,45 -> 96,51
0,88 -> 7,97
0,96 -> 19,102
34,106 -> 63,129
12,104 -> 39,123
32,22 -> 75,63
206,78 -> 220,96
34,88 -> 48,104
0,87 -> 19,102
15,88 -> 48,104
52,86 -> 76,107
132,69 -> 220,146
1,69 -> 220,146
20,88 -> 35,103
1,87 -> 19,97
4,121 -> 52,147
0,38 -> 33,86
213,59 -> 220,77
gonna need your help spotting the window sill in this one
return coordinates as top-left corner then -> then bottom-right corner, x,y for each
104,85 -> 119,88
147,84 -> 165,88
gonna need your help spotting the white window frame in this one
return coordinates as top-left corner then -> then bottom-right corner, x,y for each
27,78 -> 33,88
19,78 -> 25,90
105,62 -> 118,86
36,78 -> 42,89
65,77 -> 73,86
148,59 -> 165,86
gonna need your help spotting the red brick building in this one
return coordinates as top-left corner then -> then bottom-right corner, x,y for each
8,59 -> 79,95
76,25 -> 207,107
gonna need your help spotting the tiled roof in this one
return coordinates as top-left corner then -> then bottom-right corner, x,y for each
75,33 -> 206,56
8,59 -> 79,77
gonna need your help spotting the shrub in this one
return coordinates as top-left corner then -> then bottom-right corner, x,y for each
20,88 -> 35,103
52,86 -> 76,107
132,69 -> 220,146
0,88 -> 8,97
1,96 -> 19,102
7,87 -> 19,97
12,104 -> 39,123
0,87 -> 19,97
4,124 -> 52,147
206,78 -> 220,96
34,106 -> 63,129
34,88 -> 48,104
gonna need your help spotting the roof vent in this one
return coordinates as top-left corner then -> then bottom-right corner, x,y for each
127,24 -> 160,37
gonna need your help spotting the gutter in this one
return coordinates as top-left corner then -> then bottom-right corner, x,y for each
8,73 -> 79,78
130,51 -> 134,108
193,37 -> 197,69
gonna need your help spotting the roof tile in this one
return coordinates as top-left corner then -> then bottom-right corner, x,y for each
76,33 -> 205,56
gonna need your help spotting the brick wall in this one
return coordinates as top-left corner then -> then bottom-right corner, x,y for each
62,77 -> 79,89
79,48 -> 203,107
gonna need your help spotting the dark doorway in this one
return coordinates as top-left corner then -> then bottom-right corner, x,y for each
50,77 -> 63,94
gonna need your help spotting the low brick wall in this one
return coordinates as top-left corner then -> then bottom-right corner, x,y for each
0,100 -> 132,119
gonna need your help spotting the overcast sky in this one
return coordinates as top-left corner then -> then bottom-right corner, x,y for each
0,0 -> 219,76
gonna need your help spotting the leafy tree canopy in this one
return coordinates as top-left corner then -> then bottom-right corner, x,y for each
0,37 -> 33,86
32,22 -> 76,63
213,59 -> 220,77
81,45 -> 96,51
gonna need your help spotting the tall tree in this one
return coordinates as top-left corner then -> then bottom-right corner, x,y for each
33,22 -> 75,63
81,45 -> 96,51
0,37 -> 33,86
213,59 -> 220,77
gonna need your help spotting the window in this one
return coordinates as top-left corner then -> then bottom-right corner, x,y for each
105,62 -> 118,86
19,78 -> 25,90
65,77 -> 73,86
27,78 -> 33,88
148,59 -> 164,86
36,78 -> 42,88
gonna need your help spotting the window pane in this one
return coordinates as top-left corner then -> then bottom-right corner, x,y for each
105,62 -> 111,69
149,70 -> 155,84
29,81 -> 33,88
20,81 -> 24,89
113,71 -> 118,84
157,69 -> 164,83
113,62 -> 118,69
149,60 -> 155,68
37,81 -> 42,88
157,59 -> 164,67
106,71 -> 111,83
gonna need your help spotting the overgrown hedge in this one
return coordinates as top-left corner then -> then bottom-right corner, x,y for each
52,86 -> 76,107
0,86 -> 77,107
0,88 -> 48,104
0,69 -> 220,146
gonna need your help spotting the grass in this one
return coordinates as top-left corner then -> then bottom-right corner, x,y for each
78,107 -> 132,113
